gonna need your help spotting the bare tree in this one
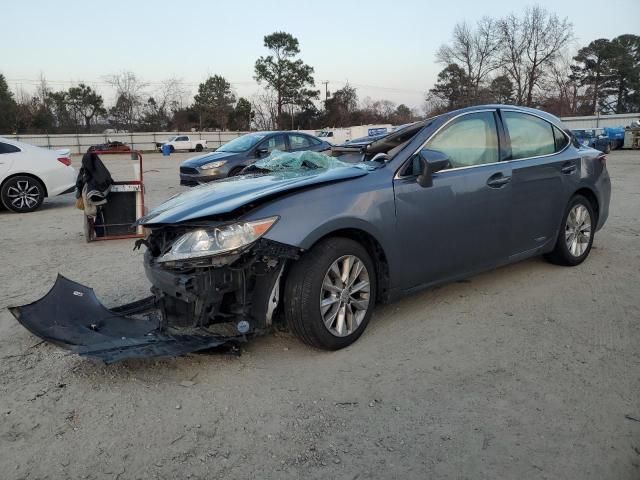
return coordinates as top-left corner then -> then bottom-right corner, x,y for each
104,71 -> 148,131
251,89 -> 278,131
436,17 -> 501,100
547,54 -> 581,116
498,6 -> 573,106
155,77 -> 187,113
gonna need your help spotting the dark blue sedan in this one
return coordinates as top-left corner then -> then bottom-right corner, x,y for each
179,131 -> 331,186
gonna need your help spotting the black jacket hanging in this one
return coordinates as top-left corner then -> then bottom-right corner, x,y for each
75,151 -> 113,200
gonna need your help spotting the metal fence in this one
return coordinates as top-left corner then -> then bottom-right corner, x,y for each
1,131 -> 250,155
8,114 -> 639,153
3,130 -> 319,154
560,112 -> 640,129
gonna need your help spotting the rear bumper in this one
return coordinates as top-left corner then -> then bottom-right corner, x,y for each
595,169 -> 611,231
47,166 -> 77,197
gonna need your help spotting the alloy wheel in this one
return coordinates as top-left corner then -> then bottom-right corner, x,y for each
320,255 -> 371,337
565,204 -> 591,257
6,180 -> 41,211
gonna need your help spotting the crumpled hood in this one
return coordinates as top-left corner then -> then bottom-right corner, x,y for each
139,167 -> 370,225
181,150 -> 239,168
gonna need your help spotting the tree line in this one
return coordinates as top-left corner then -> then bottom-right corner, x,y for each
426,5 -> 640,117
1,8 -> 638,135
0,30 -> 420,135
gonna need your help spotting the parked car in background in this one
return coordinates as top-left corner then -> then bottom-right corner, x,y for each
603,127 -> 625,150
571,128 -> 611,153
156,135 -> 207,153
0,137 -> 76,213
88,140 -> 131,153
179,131 -> 331,186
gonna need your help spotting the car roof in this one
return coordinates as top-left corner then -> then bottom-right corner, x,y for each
253,131 -> 314,136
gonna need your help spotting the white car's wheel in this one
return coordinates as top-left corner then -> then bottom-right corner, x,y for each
1,176 -> 45,213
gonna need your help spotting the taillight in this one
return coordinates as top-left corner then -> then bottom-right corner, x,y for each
597,153 -> 607,168
57,157 -> 72,166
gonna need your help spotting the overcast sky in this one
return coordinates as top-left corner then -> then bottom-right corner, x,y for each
3,0 -> 639,110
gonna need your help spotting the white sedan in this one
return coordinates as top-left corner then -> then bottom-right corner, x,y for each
0,137 -> 77,213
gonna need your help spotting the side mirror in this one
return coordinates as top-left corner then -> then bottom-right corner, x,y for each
256,148 -> 269,157
416,149 -> 451,188
370,152 -> 389,163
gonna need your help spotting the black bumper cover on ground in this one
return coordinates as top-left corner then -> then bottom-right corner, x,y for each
8,275 -> 241,363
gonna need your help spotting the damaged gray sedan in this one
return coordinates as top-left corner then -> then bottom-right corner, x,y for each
10,105 -> 611,362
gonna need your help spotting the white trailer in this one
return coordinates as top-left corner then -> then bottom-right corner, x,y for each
316,124 -> 392,145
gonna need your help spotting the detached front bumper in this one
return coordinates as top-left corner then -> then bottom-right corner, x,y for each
8,239 -> 299,363
9,275 -> 241,363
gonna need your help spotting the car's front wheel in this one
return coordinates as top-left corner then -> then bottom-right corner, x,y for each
546,194 -> 595,266
284,237 -> 376,350
1,176 -> 45,213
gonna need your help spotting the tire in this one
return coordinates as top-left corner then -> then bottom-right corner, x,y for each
605,143 -> 612,154
284,237 -> 377,350
545,194 -> 595,266
195,144 -> 203,152
1,176 -> 45,213
169,145 -> 175,153
228,166 -> 245,177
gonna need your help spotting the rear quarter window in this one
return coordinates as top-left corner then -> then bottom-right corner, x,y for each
0,142 -> 21,154
553,125 -> 570,152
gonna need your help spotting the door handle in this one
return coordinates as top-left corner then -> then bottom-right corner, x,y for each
561,162 -> 577,174
486,173 -> 511,188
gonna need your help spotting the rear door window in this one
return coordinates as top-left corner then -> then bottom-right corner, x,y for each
261,134 -> 287,153
288,134 -> 313,150
503,111 -> 555,159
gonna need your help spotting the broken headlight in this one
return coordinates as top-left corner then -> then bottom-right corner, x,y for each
156,216 -> 278,263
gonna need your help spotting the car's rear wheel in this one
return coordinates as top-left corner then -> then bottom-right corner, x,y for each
1,176 -> 45,213
195,144 -> 203,152
228,166 -> 245,177
545,194 -> 595,266
284,237 -> 376,350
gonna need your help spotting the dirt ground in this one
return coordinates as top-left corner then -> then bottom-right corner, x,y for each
0,150 -> 638,480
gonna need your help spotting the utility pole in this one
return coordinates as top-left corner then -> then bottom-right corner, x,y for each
322,81 -> 329,104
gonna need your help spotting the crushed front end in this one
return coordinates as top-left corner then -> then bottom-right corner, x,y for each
142,222 -> 299,337
9,219 -> 299,363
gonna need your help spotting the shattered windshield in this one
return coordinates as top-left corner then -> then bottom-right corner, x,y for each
218,133 -> 267,153
251,150 -> 358,172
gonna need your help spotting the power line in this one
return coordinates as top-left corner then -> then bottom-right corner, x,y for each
328,80 -> 425,95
